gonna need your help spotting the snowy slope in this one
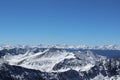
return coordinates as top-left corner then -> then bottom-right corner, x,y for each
0,45 -> 120,80
3,48 -> 106,72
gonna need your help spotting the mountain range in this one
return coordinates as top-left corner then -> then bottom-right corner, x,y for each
0,45 -> 120,80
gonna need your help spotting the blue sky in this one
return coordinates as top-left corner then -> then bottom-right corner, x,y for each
0,0 -> 120,45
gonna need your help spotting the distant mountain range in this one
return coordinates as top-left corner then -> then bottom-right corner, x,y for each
0,45 -> 120,80
0,44 -> 120,50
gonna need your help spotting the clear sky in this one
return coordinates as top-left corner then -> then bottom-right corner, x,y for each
0,0 -> 120,46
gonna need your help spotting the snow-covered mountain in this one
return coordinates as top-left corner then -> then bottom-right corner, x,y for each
3,48 -> 105,72
0,45 -> 120,80
0,44 -> 120,50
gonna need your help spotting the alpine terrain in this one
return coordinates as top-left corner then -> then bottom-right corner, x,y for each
0,45 -> 120,80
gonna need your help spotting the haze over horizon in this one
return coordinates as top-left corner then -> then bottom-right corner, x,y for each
0,0 -> 120,46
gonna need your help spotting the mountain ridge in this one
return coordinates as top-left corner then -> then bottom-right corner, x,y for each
0,45 -> 120,80
0,44 -> 120,50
